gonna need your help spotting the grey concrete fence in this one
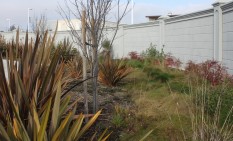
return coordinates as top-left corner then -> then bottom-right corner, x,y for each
2,1 -> 233,73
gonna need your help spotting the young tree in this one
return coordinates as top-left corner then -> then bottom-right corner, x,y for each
9,25 -> 17,31
59,0 -> 130,113
31,13 -> 48,38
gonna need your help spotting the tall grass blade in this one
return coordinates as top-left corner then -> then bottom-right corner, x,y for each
66,114 -> 84,141
51,112 -> 72,141
50,80 -> 62,136
0,123 -> 10,141
38,98 -> 52,141
75,110 -> 101,140
139,130 -> 154,141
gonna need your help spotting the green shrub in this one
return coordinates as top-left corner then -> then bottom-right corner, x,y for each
156,73 -> 174,82
141,43 -> 165,63
127,59 -> 144,68
99,39 -> 113,62
143,67 -> 174,83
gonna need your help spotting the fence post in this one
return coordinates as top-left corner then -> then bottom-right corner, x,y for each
158,17 -> 165,52
213,2 -> 224,62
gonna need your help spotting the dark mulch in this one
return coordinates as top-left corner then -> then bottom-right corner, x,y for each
65,80 -> 134,141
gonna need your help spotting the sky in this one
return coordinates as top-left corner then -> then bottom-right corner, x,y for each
0,0 -> 219,31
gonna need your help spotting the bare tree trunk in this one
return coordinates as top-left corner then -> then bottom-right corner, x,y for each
82,10 -> 89,120
92,47 -> 98,113
91,15 -> 99,113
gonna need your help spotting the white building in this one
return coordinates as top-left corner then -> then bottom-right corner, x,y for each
47,19 -> 119,32
47,19 -> 81,31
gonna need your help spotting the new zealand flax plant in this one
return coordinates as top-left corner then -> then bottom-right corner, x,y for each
0,30 -> 110,141
98,55 -> 132,87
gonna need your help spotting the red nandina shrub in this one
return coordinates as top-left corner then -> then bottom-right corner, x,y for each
128,51 -> 141,60
185,60 -> 231,86
165,55 -> 182,68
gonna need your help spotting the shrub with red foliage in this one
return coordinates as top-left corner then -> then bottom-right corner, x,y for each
128,51 -> 141,60
185,60 -> 231,86
185,61 -> 200,74
164,55 -> 182,68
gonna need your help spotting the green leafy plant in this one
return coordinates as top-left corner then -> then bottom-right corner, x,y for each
143,67 -> 174,82
101,39 -> 112,56
0,30 -> 110,141
111,105 -> 127,129
99,39 -> 113,62
111,114 -> 125,128
98,57 -> 132,87
141,43 -> 165,64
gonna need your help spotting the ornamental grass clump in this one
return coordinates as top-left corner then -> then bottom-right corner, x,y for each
189,83 -> 233,141
0,30 -> 109,141
64,57 -> 83,80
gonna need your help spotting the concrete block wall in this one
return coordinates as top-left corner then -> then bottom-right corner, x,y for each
1,0 -> 233,74
164,9 -> 214,63
102,27 -> 125,58
122,22 -> 160,57
1,31 -> 35,42
222,1 -> 233,74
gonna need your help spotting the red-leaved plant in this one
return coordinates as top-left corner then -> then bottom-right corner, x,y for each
164,54 -> 182,68
128,51 -> 141,60
185,60 -> 232,86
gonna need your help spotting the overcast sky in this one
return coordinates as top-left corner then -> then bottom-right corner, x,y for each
0,0 -> 218,31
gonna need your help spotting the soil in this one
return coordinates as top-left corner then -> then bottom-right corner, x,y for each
66,80 -> 135,141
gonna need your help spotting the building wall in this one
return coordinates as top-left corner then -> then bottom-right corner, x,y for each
1,31 -> 35,42
104,27 -> 125,58
164,9 -> 214,64
2,1 -> 233,74
222,1 -> 233,74
122,22 -> 160,57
